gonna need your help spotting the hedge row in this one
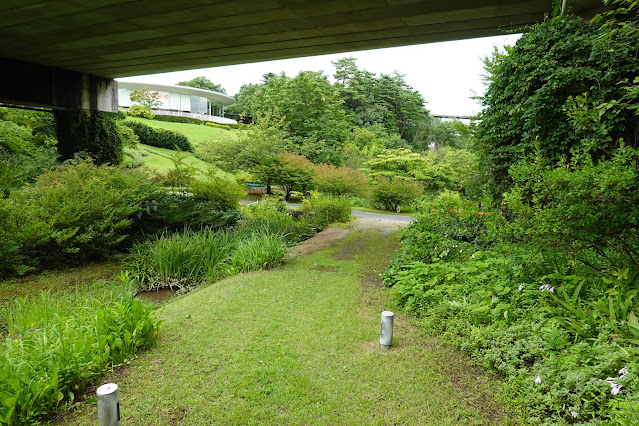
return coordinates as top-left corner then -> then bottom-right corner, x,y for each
153,115 -> 204,125
122,120 -> 192,151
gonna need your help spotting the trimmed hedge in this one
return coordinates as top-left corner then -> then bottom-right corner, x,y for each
122,120 -> 192,151
153,115 -> 204,125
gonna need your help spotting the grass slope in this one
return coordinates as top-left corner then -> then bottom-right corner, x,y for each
138,144 -> 232,179
62,225 -> 514,425
125,116 -> 237,147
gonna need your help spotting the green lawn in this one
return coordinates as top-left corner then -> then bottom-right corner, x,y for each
137,144 -> 233,179
61,224 -> 514,425
126,116 -> 237,147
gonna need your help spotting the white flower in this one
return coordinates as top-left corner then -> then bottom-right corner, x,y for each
619,367 -> 629,379
518,284 -> 524,292
607,378 -> 623,395
611,383 -> 623,395
534,376 -> 541,384
471,254 -> 476,259
491,295 -> 497,303
539,284 -> 555,293
569,410 -> 579,419
459,249 -> 463,253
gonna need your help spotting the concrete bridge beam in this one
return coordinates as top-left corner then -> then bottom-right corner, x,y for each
0,58 -> 117,113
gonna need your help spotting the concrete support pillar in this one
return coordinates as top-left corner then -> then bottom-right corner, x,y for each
0,57 -> 117,113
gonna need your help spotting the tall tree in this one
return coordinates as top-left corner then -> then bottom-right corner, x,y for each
177,76 -> 227,94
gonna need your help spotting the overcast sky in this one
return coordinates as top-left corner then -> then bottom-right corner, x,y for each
117,33 -> 521,117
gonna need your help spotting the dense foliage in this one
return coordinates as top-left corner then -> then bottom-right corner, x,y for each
177,76 -> 227,94
476,12 -> 639,196
122,120 -> 192,151
54,109 -> 124,165
127,104 -> 155,119
229,71 -> 350,164
0,160 -> 160,277
386,2 -> 639,423
0,291 -> 159,424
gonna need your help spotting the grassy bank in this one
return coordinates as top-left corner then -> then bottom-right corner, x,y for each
62,224 -> 514,425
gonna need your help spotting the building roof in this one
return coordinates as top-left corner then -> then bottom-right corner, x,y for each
118,81 -> 235,106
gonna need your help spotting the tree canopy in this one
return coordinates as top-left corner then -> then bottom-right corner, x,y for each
177,76 -> 227,94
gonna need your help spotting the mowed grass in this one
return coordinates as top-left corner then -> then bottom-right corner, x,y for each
138,144 -> 233,179
62,225 -> 515,425
125,116 -> 237,147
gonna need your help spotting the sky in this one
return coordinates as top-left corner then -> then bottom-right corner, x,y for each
117,33 -> 521,118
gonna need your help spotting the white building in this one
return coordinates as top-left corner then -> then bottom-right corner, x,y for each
117,81 -> 236,124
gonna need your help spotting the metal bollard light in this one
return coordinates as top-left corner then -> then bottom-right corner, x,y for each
97,383 -> 120,426
380,311 -> 394,350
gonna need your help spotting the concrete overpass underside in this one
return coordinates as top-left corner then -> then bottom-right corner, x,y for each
0,0 -> 603,111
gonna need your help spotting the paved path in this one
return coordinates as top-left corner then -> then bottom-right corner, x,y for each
351,209 -> 412,223
240,199 -> 413,223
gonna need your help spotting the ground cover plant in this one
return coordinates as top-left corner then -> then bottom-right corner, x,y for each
0,288 -> 159,425
384,3 -> 639,422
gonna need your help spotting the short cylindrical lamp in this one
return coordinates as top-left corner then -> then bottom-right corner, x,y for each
380,311 -> 394,350
97,383 -> 120,426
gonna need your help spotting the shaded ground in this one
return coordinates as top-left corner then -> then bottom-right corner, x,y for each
57,217 -> 517,425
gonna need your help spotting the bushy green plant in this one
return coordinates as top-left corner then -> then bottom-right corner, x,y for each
191,175 -> 245,211
127,104 -> 155,119
0,291 -> 158,424
116,122 -> 139,147
127,226 -> 286,291
0,146 -> 58,197
133,193 -> 243,236
0,159 -> 160,277
313,164 -> 369,197
301,194 -> 352,228
122,120 -> 192,151
230,233 -> 286,273
371,177 -> 422,211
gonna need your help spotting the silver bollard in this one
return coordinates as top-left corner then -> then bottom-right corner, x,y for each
380,311 -> 394,350
97,383 -> 120,426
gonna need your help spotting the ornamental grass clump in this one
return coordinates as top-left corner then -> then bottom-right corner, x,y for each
0,292 -> 158,425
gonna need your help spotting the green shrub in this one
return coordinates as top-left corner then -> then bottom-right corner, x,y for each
0,120 -> 36,155
313,164 -> 369,197
371,177 -> 422,211
116,122 -> 139,147
153,115 -> 204,125
122,120 -> 192,151
127,104 -> 155,119
0,291 -> 158,424
0,146 -> 58,197
205,122 -> 231,130
122,147 -> 144,168
191,175 -> 244,211
133,193 -> 243,236
0,159 -> 160,277
301,194 -> 351,229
